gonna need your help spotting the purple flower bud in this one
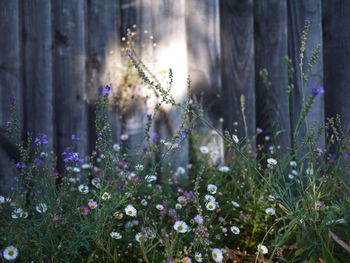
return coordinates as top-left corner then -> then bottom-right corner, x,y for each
100,85 -> 112,95
125,49 -> 131,56
71,134 -> 80,141
310,86 -> 325,96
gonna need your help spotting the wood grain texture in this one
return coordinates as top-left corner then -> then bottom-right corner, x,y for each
23,0 -> 53,150
323,0 -> 350,132
220,0 -> 255,141
0,0 -> 22,192
254,0 -> 290,150
186,0 -> 223,163
152,0 -> 189,169
119,0 -> 157,157
87,0 -> 121,150
53,0 -> 88,165
288,0 -> 324,147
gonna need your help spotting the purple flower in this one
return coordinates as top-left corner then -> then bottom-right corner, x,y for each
118,160 -> 128,168
310,86 -> 325,96
125,49 -> 131,56
181,129 -> 189,138
34,157 -> 42,164
79,205 -> 90,216
62,151 -> 84,163
16,162 -> 24,169
71,134 -> 80,141
34,134 -> 48,146
162,200 -> 169,207
343,153 -> 350,160
5,121 -> 12,127
100,85 -> 112,95
147,114 -> 152,120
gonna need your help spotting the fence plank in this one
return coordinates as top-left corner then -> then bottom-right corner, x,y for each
152,0 -> 189,171
53,0 -> 88,166
0,0 -> 22,192
186,0 -> 224,163
220,0 -> 255,147
23,0 -> 53,150
119,0 -> 158,159
323,1 -> 350,133
87,0 -> 121,150
288,0 -> 324,148
254,0 -> 290,151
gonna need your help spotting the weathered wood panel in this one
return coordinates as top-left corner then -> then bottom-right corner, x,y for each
323,1 -> 350,133
254,0 -> 290,150
288,0 -> 324,148
87,0 -> 121,150
220,0 -> 255,143
23,0 -> 53,150
120,0 -> 157,157
186,0 -> 223,163
52,0 -> 88,165
0,0 -> 22,192
152,0 -> 189,169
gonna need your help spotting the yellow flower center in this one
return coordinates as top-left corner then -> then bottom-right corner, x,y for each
8,251 -> 14,256
128,210 -> 132,214
213,253 -> 217,258
178,226 -> 183,231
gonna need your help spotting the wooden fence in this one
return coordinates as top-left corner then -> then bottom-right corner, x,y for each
0,0 -> 350,190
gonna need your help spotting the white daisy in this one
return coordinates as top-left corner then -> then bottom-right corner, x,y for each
232,134 -> 239,143
145,175 -> 157,182
265,208 -> 276,215
120,134 -> 129,141
175,203 -> 182,209
125,204 -> 137,217
113,144 -> 120,151
35,203 -> 48,213
141,199 -> 148,206
73,167 -> 81,173
156,204 -> 164,210
211,248 -> 223,262
110,231 -> 122,239
135,164 -> 144,171
200,146 -> 209,154
81,163 -> 91,169
205,194 -> 216,202
11,208 -> 28,219
207,184 -> 217,194
88,200 -> 98,209
113,211 -> 123,220
78,184 -> 89,194
3,246 -> 18,260
267,158 -> 277,168
177,166 -> 186,175
231,201 -> 240,207
173,221 -> 189,233
101,192 -> 111,200
0,195 -> 5,204
257,244 -> 268,254
135,232 -> 144,242
291,169 -> 298,175
230,226 -> 240,234
218,166 -> 230,172
91,177 -> 101,189
290,161 -> 297,167
206,201 -> 216,211
194,252 -> 202,262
